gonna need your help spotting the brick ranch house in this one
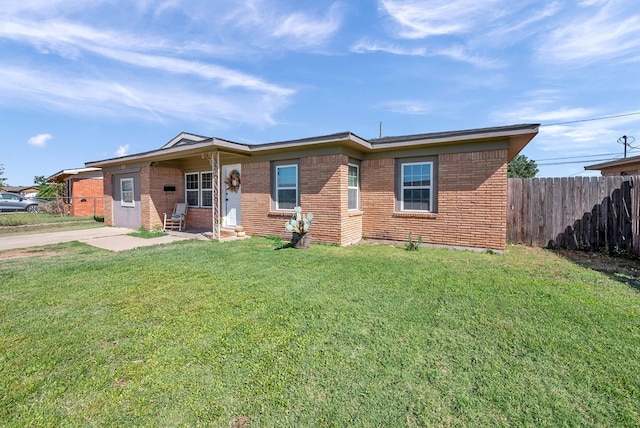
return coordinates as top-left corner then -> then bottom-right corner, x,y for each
85,123 -> 539,251
46,167 -> 105,217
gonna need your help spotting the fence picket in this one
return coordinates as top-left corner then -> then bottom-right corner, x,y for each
507,176 -> 639,257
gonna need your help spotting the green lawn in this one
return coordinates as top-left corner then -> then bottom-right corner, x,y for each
1,238 -> 639,427
0,213 -> 104,236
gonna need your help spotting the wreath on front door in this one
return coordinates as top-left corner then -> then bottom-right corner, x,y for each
224,170 -> 241,193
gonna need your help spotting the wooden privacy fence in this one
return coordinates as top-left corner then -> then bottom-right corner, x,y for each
507,176 -> 640,257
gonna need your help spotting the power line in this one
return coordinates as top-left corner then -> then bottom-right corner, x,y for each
540,111 -> 640,127
534,152 -> 620,162
537,158 -> 617,166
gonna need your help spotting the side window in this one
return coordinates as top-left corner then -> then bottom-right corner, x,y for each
120,178 -> 135,207
348,163 -> 359,211
275,164 -> 298,210
185,173 -> 199,207
201,172 -> 213,207
401,161 -> 433,211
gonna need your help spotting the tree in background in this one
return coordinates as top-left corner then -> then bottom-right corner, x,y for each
35,175 -> 65,200
0,164 -> 8,188
34,175 -> 47,186
508,154 -> 539,178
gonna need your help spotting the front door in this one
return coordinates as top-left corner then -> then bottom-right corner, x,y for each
222,164 -> 241,228
112,174 -> 141,229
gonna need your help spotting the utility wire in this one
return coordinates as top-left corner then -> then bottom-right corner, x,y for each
537,158 -> 618,166
540,111 -> 640,127
534,152 -> 620,162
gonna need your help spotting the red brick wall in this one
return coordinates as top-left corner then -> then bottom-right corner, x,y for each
187,208 -> 213,229
145,166 -> 184,229
142,165 -> 246,231
104,147 -> 508,249
299,154 -> 346,245
69,177 -> 104,217
241,154 -> 360,245
361,149 -> 508,251
242,160 -> 289,240
103,172 -> 113,225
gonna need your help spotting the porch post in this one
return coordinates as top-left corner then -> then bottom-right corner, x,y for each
212,150 -> 221,241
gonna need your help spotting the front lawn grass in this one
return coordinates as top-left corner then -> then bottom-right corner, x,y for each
1,239 -> 638,426
0,213 -> 104,236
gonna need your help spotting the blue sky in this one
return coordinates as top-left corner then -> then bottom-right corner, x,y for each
1,0 -> 640,185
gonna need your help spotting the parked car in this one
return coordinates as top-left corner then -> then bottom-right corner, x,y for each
0,192 -> 41,213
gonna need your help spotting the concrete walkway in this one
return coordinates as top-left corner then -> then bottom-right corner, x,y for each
0,227 -> 202,252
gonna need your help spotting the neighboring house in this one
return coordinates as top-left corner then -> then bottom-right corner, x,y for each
46,167 -> 105,217
584,155 -> 640,176
86,124 -> 539,251
1,185 -> 39,196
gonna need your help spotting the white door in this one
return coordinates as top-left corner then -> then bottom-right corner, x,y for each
222,164 -> 242,228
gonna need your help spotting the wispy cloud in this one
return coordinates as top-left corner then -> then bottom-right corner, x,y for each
27,133 -> 52,147
351,40 -> 500,68
493,106 -> 598,124
351,40 -> 426,56
270,3 -> 344,48
434,45 -> 503,68
0,3 -> 297,128
116,145 -> 130,157
537,0 -> 640,65
0,19 -> 291,96
0,66 -> 289,127
380,100 -> 434,115
379,0 -> 506,38
197,1 -> 345,50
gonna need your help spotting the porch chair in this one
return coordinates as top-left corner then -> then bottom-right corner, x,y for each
163,203 -> 188,231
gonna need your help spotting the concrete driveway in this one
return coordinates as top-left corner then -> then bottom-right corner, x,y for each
0,227 -> 198,252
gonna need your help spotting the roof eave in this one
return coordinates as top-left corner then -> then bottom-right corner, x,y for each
584,154 -> 640,170
249,132 -> 372,154
86,139 -> 251,168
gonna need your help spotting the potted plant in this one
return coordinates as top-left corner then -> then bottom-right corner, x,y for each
285,206 -> 313,249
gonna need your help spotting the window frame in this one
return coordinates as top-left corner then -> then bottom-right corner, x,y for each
272,162 -> 299,211
396,157 -> 437,213
120,177 -> 135,207
201,172 -> 213,208
184,172 -> 215,208
185,172 -> 200,207
348,162 -> 360,211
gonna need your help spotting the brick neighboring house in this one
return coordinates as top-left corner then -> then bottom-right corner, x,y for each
47,167 -> 105,217
86,124 -> 539,251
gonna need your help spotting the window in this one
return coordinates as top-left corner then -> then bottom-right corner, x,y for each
185,172 -> 214,208
400,161 -> 433,212
185,173 -> 199,207
276,164 -> 298,210
348,163 -> 359,210
64,178 -> 72,204
120,178 -> 135,207
201,172 -> 213,207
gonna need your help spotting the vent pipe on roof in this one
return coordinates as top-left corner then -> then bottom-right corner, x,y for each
379,122 -> 383,138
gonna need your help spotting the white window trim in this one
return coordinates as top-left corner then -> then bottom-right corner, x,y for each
401,161 -> 433,212
120,177 -> 135,208
201,172 -> 213,208
185,172 -> 200,207
275,164 -> 298,210
348,163 -> 359,211
185,172 -> 215,208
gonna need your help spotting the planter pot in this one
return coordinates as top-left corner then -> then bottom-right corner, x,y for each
292,232 -> 312,249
